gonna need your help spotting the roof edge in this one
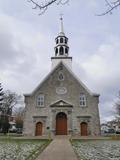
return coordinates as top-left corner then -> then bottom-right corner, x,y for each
24,61 -> 100,97
24,61 -> 64,96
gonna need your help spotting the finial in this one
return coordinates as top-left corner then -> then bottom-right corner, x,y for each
60,13 -> 63,20
59,13 -> 64,34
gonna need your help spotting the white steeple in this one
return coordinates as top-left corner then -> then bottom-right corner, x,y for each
54,16 -> 69,57
51,16 -> 72,69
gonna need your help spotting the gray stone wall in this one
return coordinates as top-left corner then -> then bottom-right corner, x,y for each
23,63 -> 101,136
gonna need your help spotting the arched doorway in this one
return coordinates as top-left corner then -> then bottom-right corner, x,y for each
80,122 -> 88,136
56,112 -> 67,135
35,122 -> 42,136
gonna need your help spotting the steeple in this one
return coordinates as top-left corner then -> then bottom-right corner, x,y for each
51,17 -> 72,69
54,16 -> 69,57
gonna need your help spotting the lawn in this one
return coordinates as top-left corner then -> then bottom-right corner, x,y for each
72,140 -> 120,160
0,138 -> 50,160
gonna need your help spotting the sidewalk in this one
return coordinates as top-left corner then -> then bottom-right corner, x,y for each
36,136 -> 78,160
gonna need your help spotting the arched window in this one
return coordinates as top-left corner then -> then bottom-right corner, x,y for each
65,48 -> 68,54
60,38 -> 63,43
56,39 -> 58,44
59,46 -> 64,55
65,38 -> 67,44
55,48 -> 58,55
80,94 -> 86,106
37,94 -> 44,107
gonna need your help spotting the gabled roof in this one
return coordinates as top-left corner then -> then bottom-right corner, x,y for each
24,61 -> 99,97
50,99 -> 73,107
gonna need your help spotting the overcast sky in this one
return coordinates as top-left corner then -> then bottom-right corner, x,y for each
0,0 -> 120,123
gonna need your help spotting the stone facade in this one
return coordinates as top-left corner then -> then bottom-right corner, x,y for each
23,18 -> 101,136
23,62 -> 101,136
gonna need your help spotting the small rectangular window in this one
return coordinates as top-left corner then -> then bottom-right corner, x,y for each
37,95 -> 44,107
80,94 -> 86,107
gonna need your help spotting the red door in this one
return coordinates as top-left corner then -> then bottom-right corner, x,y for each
81,122 -> 88,136
35,122 -> 42,136
56,112 -> 67,135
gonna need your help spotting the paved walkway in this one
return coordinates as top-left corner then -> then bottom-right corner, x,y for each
36,136 -> 78,160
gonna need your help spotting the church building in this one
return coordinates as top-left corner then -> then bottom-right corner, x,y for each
23,18 -> 101,136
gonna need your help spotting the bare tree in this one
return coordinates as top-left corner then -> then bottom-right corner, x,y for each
0,90 -> 21,134
115,91 -> 120,114
0,83 -> 4,130
14,107 -> 25,129
28,0 -> 69,15
96,0 -> 120,16
2,90 -> 21,116
0,83 -> 4,107
28,0 -> 120,16
115,91 -> 120,128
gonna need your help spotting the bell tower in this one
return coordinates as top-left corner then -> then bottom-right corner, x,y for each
51,16 -> 72,69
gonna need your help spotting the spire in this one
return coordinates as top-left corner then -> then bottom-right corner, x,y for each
54,16 -> 69,57
51,17 -> 72,69
59,14 -> 65,36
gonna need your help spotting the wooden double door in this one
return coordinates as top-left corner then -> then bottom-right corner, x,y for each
56,112 -> 67,135
35,122 -> 42,136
